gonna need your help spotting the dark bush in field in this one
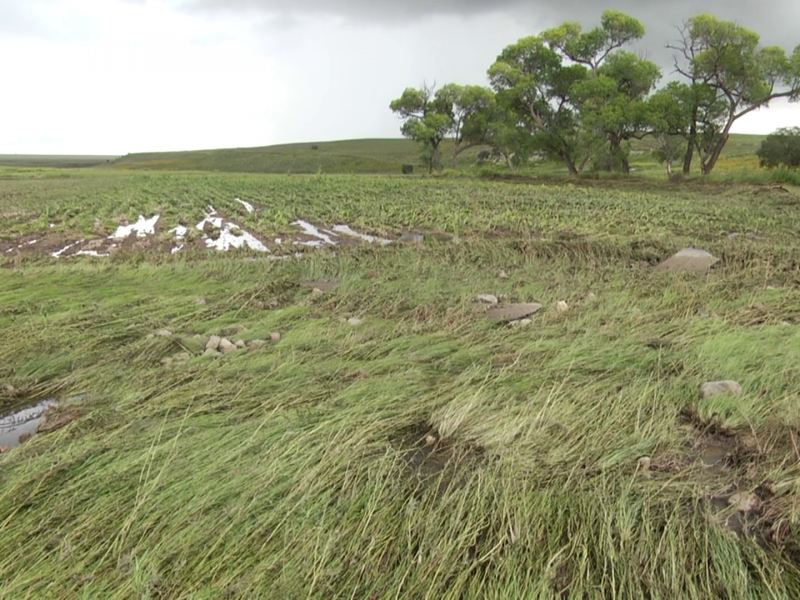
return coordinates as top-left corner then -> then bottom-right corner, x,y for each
758,127 -> 800,169
401,164 -> 414,174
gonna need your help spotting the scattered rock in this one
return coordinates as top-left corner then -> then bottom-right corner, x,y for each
1,384 -> 16,397
206,335 -> 222,351
509,318 -> 534,327
173,352 -> 192,362
311,288 -> 325,297
0,446 -> 9,453
18,431 -> 32,445
203,348 -> 221,358
499,270 -> 509,279
753,301 -> 766,310
425,435 -> 437,446
585,292 -> 597,300
655,248 -> 720,272
729,492 -> 762,514
556,301 -> 569,312
249,340 -> 267,350
235,340 -> 247,349
487,303 -> 543,323
269,332 -> 282,342
347,317 -> 364,326
155,329 -> 173,338
300,280 -> 339,293
219,338 -> 237,354
476,294 -> 499,305
637,456 -> 651,471
700,381 -> 743,400
194,298 -> 207,306
160,357 -> 173,366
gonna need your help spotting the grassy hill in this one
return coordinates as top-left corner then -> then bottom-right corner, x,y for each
109,134 -> 767,175
0,155 -> 119,168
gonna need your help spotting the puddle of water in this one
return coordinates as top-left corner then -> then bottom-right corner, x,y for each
291,220 -> 337,245
0,400 -> 56,449
332,225 -> 393,245
110,215 -> 160,240
235,198 -> 255,213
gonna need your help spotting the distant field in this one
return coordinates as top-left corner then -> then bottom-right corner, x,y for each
107,134 -> 767,176
0,155 -> 119,168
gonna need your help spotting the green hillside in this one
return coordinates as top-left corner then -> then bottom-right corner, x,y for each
109,134 -> 766,175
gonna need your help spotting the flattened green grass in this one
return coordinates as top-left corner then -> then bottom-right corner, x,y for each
1,170 -> 800,597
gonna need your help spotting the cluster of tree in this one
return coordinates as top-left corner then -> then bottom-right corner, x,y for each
390,11 -> 800,176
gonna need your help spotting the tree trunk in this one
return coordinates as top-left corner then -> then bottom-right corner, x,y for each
702,131 -> 730,175
562,153 -> 578,176
452,144 -> 459,170
666,160 -> 673,177
621,156 -> 630,174
432,143 -> 442,173
503,152 -> 515,172
683,121 -> 697,175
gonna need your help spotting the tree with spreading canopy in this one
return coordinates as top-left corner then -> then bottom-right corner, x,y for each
668,15 -> 800,174
389,84 -> 450,173
488,10 -> 648,174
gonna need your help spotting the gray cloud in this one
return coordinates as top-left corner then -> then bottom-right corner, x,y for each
183,0 -> 799,52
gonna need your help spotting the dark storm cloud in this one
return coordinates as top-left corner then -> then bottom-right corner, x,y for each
184,0 -> 799,51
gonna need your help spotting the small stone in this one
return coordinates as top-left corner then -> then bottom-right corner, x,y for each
194,298 -> 207,306
203,348 -> 221,358
585,292 -> 597,300
556,301 -> 569,312
487,303 -> 543,323
637,456 -> 651,471
2,384 -> 16,396
754,302 -> 766,310
499,270 -> 509,279
269,332 -> 281,342
0,446 -> 9,453
655,248 -> 720,272
219,338 -> 237,354
425,435 -> 437,446
235,340 -> 247,349
700,381 -> 743,399
206,335 -> 222,351
249,340 -> 267,349
160,357 -> 173,366
173,352 -> 192,362
18,431 -> 32,445
347,317 -> 363,326
729,492 -> 762,514
476,294 -> 499,305
311,288 -> 325,297
155,329 -> 173,337
510,318 -> 533,327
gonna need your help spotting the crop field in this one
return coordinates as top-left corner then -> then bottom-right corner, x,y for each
2,166 -> 800,597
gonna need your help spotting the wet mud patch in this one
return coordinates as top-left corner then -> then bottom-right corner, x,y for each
394,422 -> 485,498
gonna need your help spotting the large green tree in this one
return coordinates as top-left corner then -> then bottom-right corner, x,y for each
669,15 -> 800,174
488,10 -> 647,174
389,85 -> 451,173
434,84 -> 496,169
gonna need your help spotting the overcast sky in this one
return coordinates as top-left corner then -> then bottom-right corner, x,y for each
2,0 -> 799,155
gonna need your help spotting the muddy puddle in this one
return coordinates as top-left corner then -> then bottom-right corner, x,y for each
0,399 -> 55,450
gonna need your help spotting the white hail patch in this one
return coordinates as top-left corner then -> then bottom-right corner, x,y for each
235,198 -> 255,213
331,225 -> 392,245
170,225 -> 188,240
51,240 -> 85,258
196,207 -> 268,253
110,215 -> 160,240
291,220 -> 337,245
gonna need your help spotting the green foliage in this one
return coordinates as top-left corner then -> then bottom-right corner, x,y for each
757,127 -> 800,168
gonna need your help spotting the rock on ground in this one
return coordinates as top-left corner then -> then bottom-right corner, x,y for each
269,332 -> 281,342
509,318 -> 533,327
203,348 -> 222,358
348,317 -> 363,326
249,340 -> 267,350
206,335 -> 222,351
487,303 -> 543,323
18,431 -> 32,445
700,381 -> 743,399
235,340 -> 247,349
155,330 -> 173,337
219,338 -> 237,354
729,492 -> 762,514
476,294 -> 499,305
656,248 -> 720,272
556,301 -> 569,312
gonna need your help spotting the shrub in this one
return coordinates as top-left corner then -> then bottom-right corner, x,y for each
757,127 -> 800,169
310,145 -> 319,150
401,164 -> 414,174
